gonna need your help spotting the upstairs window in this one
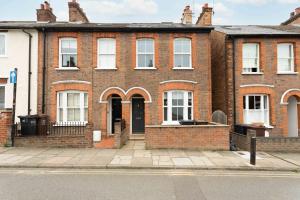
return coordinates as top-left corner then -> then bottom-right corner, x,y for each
243,95 -> 269,126
59,38 -> 77,68
243,43 -> 260,73
277,43 -> 294,73
136,39 -> 155,68
174,38 -> 192,68
0,86 -> 5,109
163,91 -> 193,124
98,38 -> 116,69
0,34 -> 6,56
57,91 -> 88,123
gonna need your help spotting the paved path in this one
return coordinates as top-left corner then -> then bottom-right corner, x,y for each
0,169 -> 300,200
0,141 -> 299,171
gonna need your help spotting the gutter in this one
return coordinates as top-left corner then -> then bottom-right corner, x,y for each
42,28 -> 46,114
22,30 -> 32,115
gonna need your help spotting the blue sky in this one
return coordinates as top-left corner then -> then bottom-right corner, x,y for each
0,0 -> 299,25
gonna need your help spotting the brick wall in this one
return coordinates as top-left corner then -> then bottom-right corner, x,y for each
0,110 -> 12,146
145,124 -> 230,150
211,31 -> 300,136
14,124 -> 93,148
38,31 -> 212,138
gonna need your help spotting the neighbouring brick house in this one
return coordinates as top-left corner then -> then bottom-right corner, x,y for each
211,24 -> 300,137
26,1 -> 229,149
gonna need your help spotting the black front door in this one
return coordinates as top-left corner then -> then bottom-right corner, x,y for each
132,98 -> 145,133
112,98 -> 122,134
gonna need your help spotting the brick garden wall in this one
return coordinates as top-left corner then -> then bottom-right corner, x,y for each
145,124 -> 230,150
0,110 -> 12,146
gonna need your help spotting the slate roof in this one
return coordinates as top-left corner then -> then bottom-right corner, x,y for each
214,25 -> 300,36
0,21 -> 213,32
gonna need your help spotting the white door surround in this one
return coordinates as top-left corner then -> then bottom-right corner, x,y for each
287,96 -> 298,137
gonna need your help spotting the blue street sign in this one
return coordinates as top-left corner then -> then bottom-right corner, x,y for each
10,70 -> 17,84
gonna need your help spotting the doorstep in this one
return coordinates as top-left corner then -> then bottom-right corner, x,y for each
130,134 -> 145,140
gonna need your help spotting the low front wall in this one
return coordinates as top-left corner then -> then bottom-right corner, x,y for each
145,124 -> 230,150
231,132 -> 300,152
0,110 -> 12,146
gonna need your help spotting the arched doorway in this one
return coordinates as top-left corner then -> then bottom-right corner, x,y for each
108,94 -> 122,134
288,96 -> 298,137
131,94 -> 145,134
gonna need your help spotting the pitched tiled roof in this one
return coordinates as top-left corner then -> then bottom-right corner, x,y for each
214,25 -> 300,36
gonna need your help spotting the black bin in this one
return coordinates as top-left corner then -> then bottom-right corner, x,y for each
18,115 -> 39,136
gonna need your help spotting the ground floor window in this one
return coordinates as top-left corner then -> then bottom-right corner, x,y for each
243,94 -> 269,126
0,86 -> 4,109
163,90 -> 193,124
57,91 -> 88,123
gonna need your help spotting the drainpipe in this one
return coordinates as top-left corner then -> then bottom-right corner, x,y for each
231,36 -> 237,126
22,30 -> 32,116
42,28 -> 47,114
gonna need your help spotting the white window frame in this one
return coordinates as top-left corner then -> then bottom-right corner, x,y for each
57,91 -> 88,123
0,33 -> 7,57
242,43 -> 260,74
173,38 -> 192,69
97,38 -> 116,69
243,94 -> 270,126
163,90 -> 193,125
277,43 -> 295,73
59,38 -> 78,68
136,38 -> 155,69
0,85 -> 5,109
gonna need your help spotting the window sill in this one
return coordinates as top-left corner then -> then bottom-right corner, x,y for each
277,72 -> 298,75
242,72 -> 264,75
0,55 -> 8,58
55,67 -> 80,71
95,68 -> 118,71
134,67 -> 157,70
161,122 -> 180,126
173,67 -> 194,70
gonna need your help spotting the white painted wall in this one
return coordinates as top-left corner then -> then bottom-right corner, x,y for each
0,29 -> 38,122
288,96 -> 298,137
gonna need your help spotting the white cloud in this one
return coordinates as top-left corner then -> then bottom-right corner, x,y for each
225,0 -> 299,5
80,0 -> 158,17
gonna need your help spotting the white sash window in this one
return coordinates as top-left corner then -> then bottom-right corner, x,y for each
174,38 -> 192,68
243,43 -> 260,73
0,34 -> 6,56
163,91 -> 193,124
59,38 -> 77,68
243,95 -> 269,126
98,38 -> 116,69
136,39 -> 155,68
57,91 -> 88,123
277,43 -> 294,73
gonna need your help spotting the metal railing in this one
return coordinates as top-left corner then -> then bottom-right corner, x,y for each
14,122 -> 88,137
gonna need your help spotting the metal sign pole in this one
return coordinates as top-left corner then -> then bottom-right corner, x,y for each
11,68 -> 18,146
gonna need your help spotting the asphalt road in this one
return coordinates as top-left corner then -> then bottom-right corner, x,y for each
0,169 -> 300,200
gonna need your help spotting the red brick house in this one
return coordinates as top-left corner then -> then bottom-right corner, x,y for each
29,1 -> 229,149
211,24 -> 300,137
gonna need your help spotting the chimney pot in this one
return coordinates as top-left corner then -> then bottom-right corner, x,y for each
40,4 -> 44,9
295,7 -> 300,15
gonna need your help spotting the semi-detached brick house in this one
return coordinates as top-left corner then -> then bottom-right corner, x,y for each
28,1 -> 229,149
211,24 -> 300,137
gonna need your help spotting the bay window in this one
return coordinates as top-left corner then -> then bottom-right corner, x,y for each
243,95 -> 269,126
243,43 -> 260,73
163,91 -> 193,124
277,43 -> 294,73
136,39 -> 155,68
0,33 -> 6,56
57,91 -> 88,123
174,38 -> 192,68
98,38 -> 116,69
59,38 -> 77,68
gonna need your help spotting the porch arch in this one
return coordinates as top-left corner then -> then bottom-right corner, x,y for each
99,87 -> 126,103
125,87 -> 152,103
280,89 -> 300,104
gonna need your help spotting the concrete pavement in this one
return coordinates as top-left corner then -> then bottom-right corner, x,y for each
0,141 -> 299,171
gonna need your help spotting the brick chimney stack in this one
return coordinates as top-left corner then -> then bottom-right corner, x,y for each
196,3 -> 213,26
282,7 -> 300,25
181,5 -> 193,24
68,0 -> 89,23
36,1 -> 56,22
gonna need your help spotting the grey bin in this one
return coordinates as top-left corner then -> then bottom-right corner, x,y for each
18,115 -> 39,136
